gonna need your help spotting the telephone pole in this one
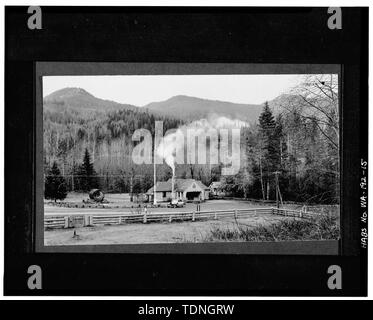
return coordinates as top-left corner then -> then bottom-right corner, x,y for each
273,171 -> 282,208
153,144 -> 157,205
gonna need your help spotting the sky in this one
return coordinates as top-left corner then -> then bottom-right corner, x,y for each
43,74 -> 307,106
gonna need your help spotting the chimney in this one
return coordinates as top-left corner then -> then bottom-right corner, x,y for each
171,168 -> 175,200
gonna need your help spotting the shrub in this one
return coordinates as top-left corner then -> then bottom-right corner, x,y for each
205,215 -> 340,242
44,162 -> 67,202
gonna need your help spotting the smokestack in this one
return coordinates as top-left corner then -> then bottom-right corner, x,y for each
153,147 -> 157,205
171,168 -> 175,200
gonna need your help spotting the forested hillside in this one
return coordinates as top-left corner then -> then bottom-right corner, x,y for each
44,91 -> 184,193
221,74 -> 339,204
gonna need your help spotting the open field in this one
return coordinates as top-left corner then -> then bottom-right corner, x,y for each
44,213 -> 298,245
45,199 -> 273,215
44,193 -> 340,216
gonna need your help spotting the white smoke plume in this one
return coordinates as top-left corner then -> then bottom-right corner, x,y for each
156,114 -> 248,173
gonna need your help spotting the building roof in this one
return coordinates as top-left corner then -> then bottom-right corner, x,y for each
147,178 -> 209,194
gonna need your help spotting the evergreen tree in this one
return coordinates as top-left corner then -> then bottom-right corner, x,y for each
259,102 -> 276,130
77,148 -> 99,191
258,102 -> 281,199
44,162 -> 67,202
259,102 -> 280,166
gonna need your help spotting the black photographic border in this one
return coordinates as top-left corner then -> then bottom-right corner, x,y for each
4,6 -> 368,296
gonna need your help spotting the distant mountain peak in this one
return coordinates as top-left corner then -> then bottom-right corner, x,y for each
43,87 -> 138,113
166,95 -> 245,105
144,95 -> 263,123
158,95 -> 201,103
169,94 -> 190,99
44,87 -> 93,101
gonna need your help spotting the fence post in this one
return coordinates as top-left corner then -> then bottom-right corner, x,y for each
84,215 -> 90,226
192,211 -> 195,221
214,212 -> 217,220
302,205 -> 307,216
169,215 -> 172,223
64,216 -> 69,228
143,212 -> 147,223
234,210 -> 237,219
299,209 -> 303,218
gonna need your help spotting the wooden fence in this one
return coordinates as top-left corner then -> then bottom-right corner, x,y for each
44,206 -> 322,230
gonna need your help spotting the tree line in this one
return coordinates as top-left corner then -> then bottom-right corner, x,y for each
220,74 -> 339,204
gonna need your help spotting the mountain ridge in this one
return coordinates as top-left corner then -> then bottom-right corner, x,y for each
143,94 -> 263,122
44,87 -> 138,113
43,87 -> 288,122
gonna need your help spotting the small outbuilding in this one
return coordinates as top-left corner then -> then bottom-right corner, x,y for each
146,178 -> 210,203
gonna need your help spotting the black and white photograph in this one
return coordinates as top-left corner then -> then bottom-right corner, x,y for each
42,72 -> 340,246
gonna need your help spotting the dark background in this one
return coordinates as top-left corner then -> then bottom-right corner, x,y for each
4,6 -> 368,296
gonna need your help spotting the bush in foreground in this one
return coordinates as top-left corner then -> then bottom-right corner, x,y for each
205,215 -> 340,242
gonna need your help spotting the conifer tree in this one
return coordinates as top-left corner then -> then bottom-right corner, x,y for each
44,161 -> 67,201
77,148 -> 99,191
258,102 -> 281,199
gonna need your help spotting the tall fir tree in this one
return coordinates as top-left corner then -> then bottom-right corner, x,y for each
258,102 -> 281,199
44,161 -> 67,202
77,148 -> 99,192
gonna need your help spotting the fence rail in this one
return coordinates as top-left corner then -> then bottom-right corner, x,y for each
44,206 -> 322,230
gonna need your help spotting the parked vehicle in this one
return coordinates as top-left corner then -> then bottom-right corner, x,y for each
167,199 -> 185,208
